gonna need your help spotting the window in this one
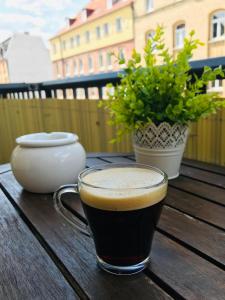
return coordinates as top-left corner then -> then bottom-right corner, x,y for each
70,37 -> 74,48
146,0 -> 153,12
119,49 -> 125,68
74,61 -> 78,75
62,40 -> 67,51
103,23 -> 109,36
211,11 -> 225,39
146,30 -> 155,41
65,62 -> 70,77
79,59 -> 83,74
146,30 -> 156,50
107,52 -> 112,68
211,79 -> 223,90
116,17 -> 122,32
85,31 -> 90,43
99,52 -> 104,69
76,35 -> 80,46
107,0 -> 120,9
107,0 -> 112,9
175,24 -> 185,48
88,56 -> 93,72
119,48 -> 125,61
96,26 -> 101,39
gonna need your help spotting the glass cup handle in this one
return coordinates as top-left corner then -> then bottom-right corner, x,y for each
54,184 -> 90,237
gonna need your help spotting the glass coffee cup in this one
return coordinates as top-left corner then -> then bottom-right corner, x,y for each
54,163 -> 168,275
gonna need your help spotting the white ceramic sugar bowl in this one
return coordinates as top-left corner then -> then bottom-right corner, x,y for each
11,132 -> 86,193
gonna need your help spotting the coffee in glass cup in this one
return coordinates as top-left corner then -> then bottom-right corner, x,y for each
54,163 -> 167,275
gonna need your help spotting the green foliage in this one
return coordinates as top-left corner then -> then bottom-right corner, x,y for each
100,27 -> 225,139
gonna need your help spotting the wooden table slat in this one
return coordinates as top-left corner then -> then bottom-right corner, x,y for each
170,176 -> 225,206
86,157 -> 108,167
166,187 -> 225,230
182,158 -> 225,176
87,152 -> 133,158
0,163 -> 11,174
99,156 -> 135,164
150,232 -> 225,300
0,189 -> 78,300
180,165 -> 225,189
159,206 -> 225,268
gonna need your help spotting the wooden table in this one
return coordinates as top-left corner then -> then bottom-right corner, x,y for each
0,153 -> 225,300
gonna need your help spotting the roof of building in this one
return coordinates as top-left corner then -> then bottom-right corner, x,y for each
50,0 -> 133,40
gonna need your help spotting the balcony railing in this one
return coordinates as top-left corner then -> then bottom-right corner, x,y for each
1,56 -> 225,99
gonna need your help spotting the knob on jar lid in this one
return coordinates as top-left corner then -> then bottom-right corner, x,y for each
16,132 -> 78,147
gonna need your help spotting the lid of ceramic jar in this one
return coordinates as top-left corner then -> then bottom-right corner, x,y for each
16,132 -> 78,147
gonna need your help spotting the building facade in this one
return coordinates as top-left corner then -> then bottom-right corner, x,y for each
134,0 -> 225,93
0,33 -> 52,84
49,0 -> 134,79
50,0 -> 225,93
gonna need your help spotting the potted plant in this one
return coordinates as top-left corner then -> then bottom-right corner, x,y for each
101,27 -> 225,179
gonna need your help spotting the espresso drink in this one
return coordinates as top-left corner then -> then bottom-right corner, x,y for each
80,167 -> 167,267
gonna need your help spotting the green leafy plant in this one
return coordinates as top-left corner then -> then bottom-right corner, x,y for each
100,27 -> 225,140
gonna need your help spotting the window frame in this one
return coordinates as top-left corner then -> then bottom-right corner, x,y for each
146,30 -> 156,51
107,52 -> 112,69
107,0 -> 120,9
88,55 -> 94,73
118,48 -> 125,60
98,52 -> 104,70
62,40 -> 67,51
115,17 -> 122,33
175,23 -> 186,49
79,58 -> 84,75
85,31 -> 90,43
211,11 -> 225,40
70,37 -> 74,48
146,0 -> 153,13
76,35 -> 80,46
65,62 -> 70,77
96,26 -> 101,39
103,23 -> 109,36
118,48 -> 125,69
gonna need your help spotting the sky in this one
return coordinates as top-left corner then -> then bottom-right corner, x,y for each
0,0 -> 89,47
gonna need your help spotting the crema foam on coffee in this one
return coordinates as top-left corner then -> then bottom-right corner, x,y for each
80,167 -> 167,211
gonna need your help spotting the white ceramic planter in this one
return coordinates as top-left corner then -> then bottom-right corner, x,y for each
133,123 -> 188,179
11,132 -> 86,193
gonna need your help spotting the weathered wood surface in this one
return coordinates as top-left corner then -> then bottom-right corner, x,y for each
170,176 -> 225,206
0,155 -> 225,300
166,187 -> 225,229
0,189 -> 77,300
182,158 -> 225,176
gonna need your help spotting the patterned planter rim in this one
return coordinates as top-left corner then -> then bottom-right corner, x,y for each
133,122 -> 189,149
